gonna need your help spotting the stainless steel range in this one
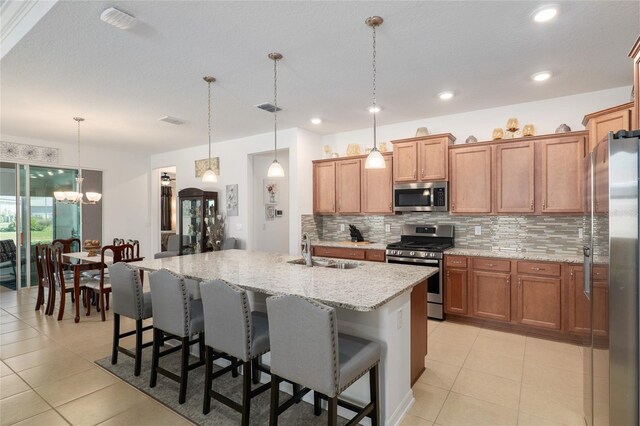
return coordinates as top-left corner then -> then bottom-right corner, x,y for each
385,224 -> 454,320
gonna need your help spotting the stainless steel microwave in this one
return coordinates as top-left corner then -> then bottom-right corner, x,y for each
393,182 -> 448,212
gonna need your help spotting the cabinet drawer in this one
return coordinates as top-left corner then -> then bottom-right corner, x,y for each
445,256 -> 467,268
312,246 -> 366,260
472,258 -> 511,272
517,261 -> 561,277
365,250 -> 386,262
593,266 -> 608,281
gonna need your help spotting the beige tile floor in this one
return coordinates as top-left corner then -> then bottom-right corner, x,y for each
1,285 -> 585,426
402,321 -> 585,426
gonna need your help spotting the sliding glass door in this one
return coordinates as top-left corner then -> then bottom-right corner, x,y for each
0,163 -> 18,290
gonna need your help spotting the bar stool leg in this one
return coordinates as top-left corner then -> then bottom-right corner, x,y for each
269,375 -> 280,426
241,360 -> 251,426
150,328 -> 160,388
328,396 -> 338,426
111,313 -> 120,365
370,364 -> 380,426
134,319 -> 143,376
252,357 -> 261,384
314,391 -> 322,416
178,336 -> 190,404
203,346 -> 213,415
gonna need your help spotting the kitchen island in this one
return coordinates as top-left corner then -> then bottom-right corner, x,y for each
130,249 -> 437,425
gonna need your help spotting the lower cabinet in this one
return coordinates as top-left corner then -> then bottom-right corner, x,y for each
471,270 -> 511,322
410,280 -> 428,385
516,274 -> 562,330
566,265 -> 609,337
445,267 -> 468,315
311,246 -> 385,262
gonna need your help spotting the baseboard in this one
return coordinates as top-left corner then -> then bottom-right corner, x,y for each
387,389 -> 415,426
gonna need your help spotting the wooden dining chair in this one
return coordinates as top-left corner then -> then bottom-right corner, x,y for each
46,246 -> 88,321
34,244 -> 53,314
85,244 -> 144,321
51,238 -> 81,253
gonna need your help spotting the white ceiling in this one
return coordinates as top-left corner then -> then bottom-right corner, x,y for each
1,1 -> 637,154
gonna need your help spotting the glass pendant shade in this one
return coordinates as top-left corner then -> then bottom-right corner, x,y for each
86,192 -> 102,202
53,191 -> 65,201
365,148 -> 385,169
267,160 -> 285,178
202,168 -> 218,183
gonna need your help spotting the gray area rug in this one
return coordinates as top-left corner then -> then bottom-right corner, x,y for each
96,349 -> 347,425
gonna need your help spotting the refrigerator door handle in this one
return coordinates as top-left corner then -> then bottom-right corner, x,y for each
583,245 -> 591,297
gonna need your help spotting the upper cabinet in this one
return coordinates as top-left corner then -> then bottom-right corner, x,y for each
449,145 -> 492,214
495,141 -> 535,213
539,134 -> 586,213
313,153 -> 393,215
582,102 -> 634,152
629,36 -> 640,129
392,134 -> 455,184
313,161 -> 336,214
449,131 -> 587,215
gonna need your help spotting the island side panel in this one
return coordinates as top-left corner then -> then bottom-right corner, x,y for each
411,280 -> 428,385
336,291 -> 414,426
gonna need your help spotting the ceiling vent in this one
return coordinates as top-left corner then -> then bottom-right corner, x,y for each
100,7 -> 137,30
158,116 -> 186,125
255,103 -> 282,113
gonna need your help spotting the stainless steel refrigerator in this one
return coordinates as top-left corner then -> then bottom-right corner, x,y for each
583,129 -> 640,426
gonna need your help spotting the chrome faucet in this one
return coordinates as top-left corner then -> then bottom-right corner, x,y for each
301,232 -> 313,267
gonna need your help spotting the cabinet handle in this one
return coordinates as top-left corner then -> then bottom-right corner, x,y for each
389,203 -> 392,211
452,203 -> 455,211
488,263 -> 495,267
447,270 -> 450,278
533,267 -> 545,271
421,168 -> 425,178
542,199 -> 546,210
530,202 -> 534,211
507,276 -> 511,285
413,170 -> 417,179
570,269 -> 574,278
518,278 -> 522,287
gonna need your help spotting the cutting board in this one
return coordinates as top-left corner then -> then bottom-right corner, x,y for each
338,241 -> 373,246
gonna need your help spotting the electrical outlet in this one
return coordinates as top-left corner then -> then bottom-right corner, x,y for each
340,224 -> 345,232
385,224 -> 391,233
475,226 -> 482,236
578,228 -> 583,239
397,309 -> 403,330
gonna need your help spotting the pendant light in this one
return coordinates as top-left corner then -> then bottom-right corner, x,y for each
53,117 -> 102,204
267,52 -> 285,178
364,16 -> 386,169
160,172 -> 171,186
202,76 -> 218,183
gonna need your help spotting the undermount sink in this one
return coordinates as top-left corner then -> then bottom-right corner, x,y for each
286,258 -> 359,269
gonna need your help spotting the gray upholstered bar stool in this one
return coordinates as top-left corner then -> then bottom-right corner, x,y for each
148,269 -> 206,404
108,262 -> 153,376
199,279 -> 271,425
266,295 -> 381,426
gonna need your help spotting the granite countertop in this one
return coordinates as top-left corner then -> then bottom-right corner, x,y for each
313,240 -> 388,250
130,250 -> 436,312
444,248 -> 585,264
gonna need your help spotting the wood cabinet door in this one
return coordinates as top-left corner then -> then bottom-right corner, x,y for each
362,155 -> 393,213
445,268 -> 468,315
539,136 -> 585,213
495,141 -> 535,213
419,138 -> 447,181
313,162 -> 336,214
588,108 -> 631,150
516,274 -> 561,330
450,145 -> 492,213
567,266 -> 609,336
393,141 -> 418,183
594,141 -> 609,214
471,270 -> 511,322
336,159 -> 362,214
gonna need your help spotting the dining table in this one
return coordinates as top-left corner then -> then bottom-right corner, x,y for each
62,252 -> 112,323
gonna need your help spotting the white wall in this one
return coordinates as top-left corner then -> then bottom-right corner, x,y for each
251,150 -> 289,253
0,134 -> 152,257
322,86 -> 632,154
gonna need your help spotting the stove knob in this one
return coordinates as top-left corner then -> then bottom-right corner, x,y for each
422,252 -> 427,257
410,251 -> 415,256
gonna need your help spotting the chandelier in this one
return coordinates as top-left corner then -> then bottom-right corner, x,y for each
364,16 -> 386,169
54,117 -> 102,204
202,76 -> 218,183
267,52 -> 285,178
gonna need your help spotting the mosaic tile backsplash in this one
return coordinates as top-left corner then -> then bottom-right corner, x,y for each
301,213 -> 603,256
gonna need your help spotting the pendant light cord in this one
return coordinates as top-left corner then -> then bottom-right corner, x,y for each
207,80 -> 212,169
372,23 -> 377,151
273,57 -> 278,162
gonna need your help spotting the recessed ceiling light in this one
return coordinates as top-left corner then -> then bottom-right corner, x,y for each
531,71 -> 552,82
158,116 -> 187,125
532,5 -> 559,23
58,170 -> 64,174
310,118 -> 322,125
368,106 -> 381,113
438,91 -> 454,100
100,7 -> 137,30
47,171 -> 54,176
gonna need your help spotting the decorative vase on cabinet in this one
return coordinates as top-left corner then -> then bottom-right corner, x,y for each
178,188 -> 218,255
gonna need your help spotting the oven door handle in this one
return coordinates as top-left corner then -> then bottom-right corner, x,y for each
386,256 -> 440,265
